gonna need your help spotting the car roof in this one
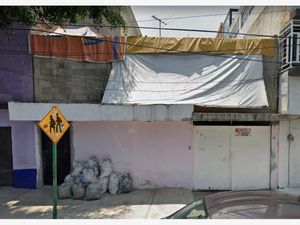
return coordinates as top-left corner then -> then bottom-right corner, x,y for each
204,190 -> 300,219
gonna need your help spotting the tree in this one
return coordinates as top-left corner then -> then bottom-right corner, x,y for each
0,6 -> 126,29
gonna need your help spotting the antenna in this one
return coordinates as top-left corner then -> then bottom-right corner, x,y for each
152,15 -> 167,37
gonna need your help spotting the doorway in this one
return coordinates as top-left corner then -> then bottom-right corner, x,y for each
0,127 -> 13,186
41,129 -> 71,185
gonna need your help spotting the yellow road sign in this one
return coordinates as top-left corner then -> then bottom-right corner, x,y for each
38,106 -> 70,144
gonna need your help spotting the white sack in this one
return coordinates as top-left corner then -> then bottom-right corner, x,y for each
80,168 -> 98,184
100,159 -> 113,178
58,183 -> 72,199
108,173 -> 120,195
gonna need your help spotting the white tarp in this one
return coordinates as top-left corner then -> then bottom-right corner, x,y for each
102,54 -> 269,107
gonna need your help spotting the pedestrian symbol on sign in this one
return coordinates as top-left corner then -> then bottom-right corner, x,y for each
38,106 -> 70,144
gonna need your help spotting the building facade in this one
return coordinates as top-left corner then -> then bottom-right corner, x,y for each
4,6 -> 299,191
218,6 -> 300,189
0,6 -> 141,188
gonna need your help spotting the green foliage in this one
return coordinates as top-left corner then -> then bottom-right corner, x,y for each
0,6 -> 126,29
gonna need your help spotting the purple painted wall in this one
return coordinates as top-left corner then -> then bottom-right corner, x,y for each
0,24 -> 36,188
73,121 -> 194,189
0,109 -> 36,169
0,23 -> 33,102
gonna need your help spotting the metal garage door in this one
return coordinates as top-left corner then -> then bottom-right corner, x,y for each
193,126 -> 270,190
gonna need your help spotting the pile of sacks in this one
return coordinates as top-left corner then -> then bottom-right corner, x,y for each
58,156 -> 133,200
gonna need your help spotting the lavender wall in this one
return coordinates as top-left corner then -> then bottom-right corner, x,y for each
0,24 -> 35,188
0,24 -> 33,102
73,121 -> 194,189
0,110 -> 36,169
0,109 -> 36,188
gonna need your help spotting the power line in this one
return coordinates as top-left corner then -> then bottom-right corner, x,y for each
0,42 -> 282,56
17,23 -> 278,38
126,8 -> 295,23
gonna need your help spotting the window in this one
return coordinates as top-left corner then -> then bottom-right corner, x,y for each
280,19 -> 300,72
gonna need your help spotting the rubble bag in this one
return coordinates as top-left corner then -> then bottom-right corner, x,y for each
108,173 -> 120,195
64,174 -> 75,186
118,173 -> 133,194
58,183 -> 72,199
92,165 -> 100,177
88,156 -> 99,168
70,163 -> 85,177
99,159 -> 113,178
98,177 -> 109,194
84,183 -> 102,200
72,185 -> 86,199
80,168 -> 98,184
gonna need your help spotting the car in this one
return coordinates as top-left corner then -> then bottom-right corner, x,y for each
164,190 -> 300,219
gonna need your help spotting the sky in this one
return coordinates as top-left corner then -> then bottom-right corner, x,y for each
131,6 -> 236,37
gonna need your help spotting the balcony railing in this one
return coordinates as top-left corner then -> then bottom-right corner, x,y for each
280,19 -> 300,72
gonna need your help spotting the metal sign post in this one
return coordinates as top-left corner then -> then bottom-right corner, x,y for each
38,106 -> 70,219
52,142 -> 57,219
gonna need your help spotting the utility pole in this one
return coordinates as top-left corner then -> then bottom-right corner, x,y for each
152,15 -> 167,37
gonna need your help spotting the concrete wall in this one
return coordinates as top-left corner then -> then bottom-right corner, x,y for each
245,6 -> 290,37
0,109 -> 36,188
230,6 -> 291,37
278,73 -> 300,115
263,56 -> 278,113
34,57 -> 112,103
278,119 -> 300,188
278,120 -> 289,188
288,76 -> 300,115
72,121 -> 194,189
0,24 -> 33,103
279,71 -> 289,114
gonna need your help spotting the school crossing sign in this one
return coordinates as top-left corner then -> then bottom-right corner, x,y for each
38,106 -> 70,144
38,106 -> 70,218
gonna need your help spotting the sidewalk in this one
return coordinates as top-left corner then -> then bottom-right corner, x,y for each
277,187 -> 300,198
0,186 -> 212,219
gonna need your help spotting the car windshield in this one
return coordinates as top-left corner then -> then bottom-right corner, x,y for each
167,199 -> 207,219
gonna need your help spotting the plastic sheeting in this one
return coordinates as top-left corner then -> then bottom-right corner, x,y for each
102,54 -> 269,108
126,37 -> 275,57
46,26 -> 98,37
